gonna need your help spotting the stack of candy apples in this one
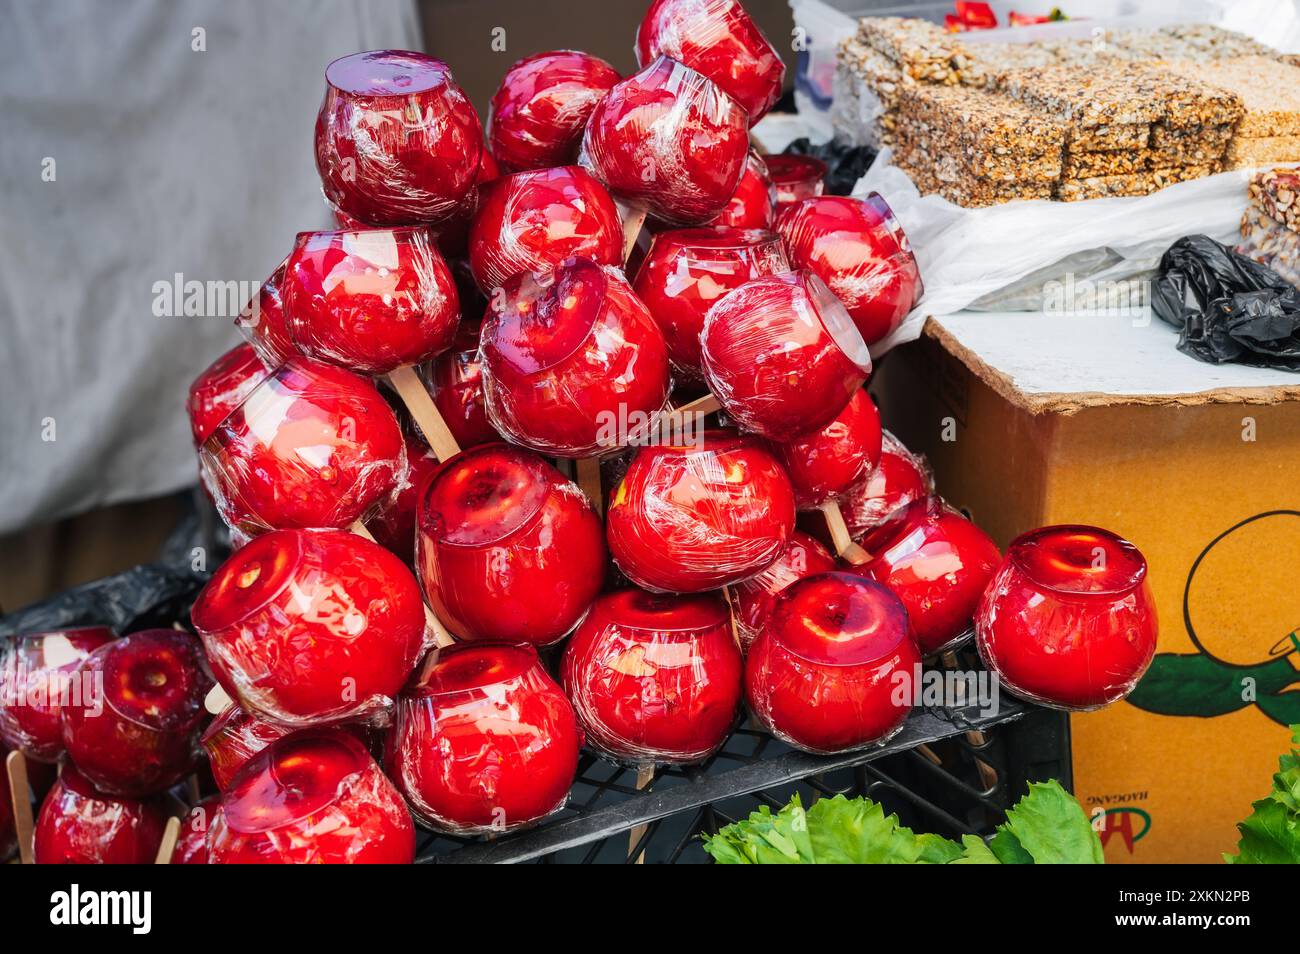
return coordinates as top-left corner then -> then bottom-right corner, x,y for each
1,0 -> 1159,866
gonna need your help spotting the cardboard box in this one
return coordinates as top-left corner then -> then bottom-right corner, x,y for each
872,311 -> 1300,863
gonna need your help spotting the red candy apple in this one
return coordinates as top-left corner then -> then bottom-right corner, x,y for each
775,389 -> 883,509
386,642 -> 580,833
60,629 -> 210,798
745,572 -> 920,753
236,257 -> 295,366
0,625 -> 116,762
369,428 -> 441,560
580,55 -> 749,226
480,257 -> 670,457
848,497 -> 1001,655
766,154 -> 827,209
417,443 -> 606,644
726,531 -> 837,651
701,269 -> 873,438
632,226 -> 788,379
187,342 -> 272,447
606,430 -> 795,592
199,358 -> 406,533
209,728 -> 415,864
193,528 -> 427,726
316,50 -> 483,226
777,193 -> 923,346
562,589 -> 743,763
976,525 -> 1158,710
34,764 -> 167,864
711,150 -> 777,229
468,165 -> 623,292
172,796 -> 221,865
636,0 -> 785,123
841,430 -> 933,540
488,50 -> 621,171
423,323 -> 499,450
201,704 -> 294,791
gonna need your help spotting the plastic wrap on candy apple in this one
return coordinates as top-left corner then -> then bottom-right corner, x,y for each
976,525 -> 1158,711
469,166 -> 623,292
777,194 -> 923,347
765,154 -> 827,209
745,573 -> 920,754
369,428 -> 441,561
840,430 -> 934,541
172,796 -> 222,865
187,343 -> 272,448
726,531 -> 837,652
479,257 -> 671,458
561,589 -> 743,764
315,50 -> 482,226
209,728 -> 415,863
235,257 -> 295,366
775,389 -> 883,510
605,429 -> 795,592
0,626 -> 116,762
34,764 -> 167,864
192,528 -> 427,727
631,226 -> 788,380
416,443 -> 605,645
59,629 -> 210,798
201,704 -> 295,792
579,55 -> 748,226
636,0 -> 785,123
711,150 -> 777,229
847,498 -> 1001,656
199,358 -> 406,534
281,227 -> 459,375
488,50 -> 621,171
430,146 -> 502,260
701,269 -> 872,438
422,325 -> 499,452
386,642 -> 580,834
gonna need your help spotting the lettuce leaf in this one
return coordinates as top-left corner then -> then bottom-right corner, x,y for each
1225,725 -> 1300,864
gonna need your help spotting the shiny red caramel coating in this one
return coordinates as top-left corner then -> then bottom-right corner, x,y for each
209,729 -> 415,864
417,444 -> 606,645
480,257 -> 671,458
428,147 -> 502,260
580,56 -> 749,226
850,498 -> 1002,655
777,194 -> 922,347
386,642 -> 580,833
841,430 -> 933,540
488,50 -> 622,171
976,526 -> 1158,710
187,343 -> 272,447
636,0 -> 785,123
775,389 -> 883,509
766,154 -> 827,208
201,704 -> 294,791
562,589 -> 743,763
34,765 -> 167,864
606,430 -> 795,592
199,358 -> 406,533
60,629 -> 210,798
282,227 -> 460,374
701,269 -> 872,438
468,166 -> 623,292
369,429 -> 441,561
711,151 -> 777,228
236,257 -> 295,366
172,796 -> 221,864
424,325 -> 499,451
0,626 -> 117,762
632,226 -> 788,378
727,531 -> 837,651
745,573 -> 920,754
193,529 -> 427,726
315,50 -> 482,226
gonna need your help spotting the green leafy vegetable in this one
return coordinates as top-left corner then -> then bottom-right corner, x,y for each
1225,724 -> 1300,864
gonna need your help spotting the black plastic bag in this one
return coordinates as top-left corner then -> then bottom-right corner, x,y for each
781,138 -> 878,198
1152,234 -> 1300,371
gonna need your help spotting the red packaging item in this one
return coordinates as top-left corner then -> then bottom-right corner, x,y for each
468,165 -> 623,292
201,704 -> 295,792
367,428 -> 440,561
235,257 -> 295,366
606,429 -> 796,592
315,50 -> 482,227
480,257 -> 671,458
209,729 -> 415,864
632,226 -> 789,379
726,531 -> 838,651
745,573 -> 920,754
840,430 -> 934,539
488,50 -> 622,171
774,388 -> 883,509
976,525 -> 1158,710
386,642 -> 580,834
636,0 -> 786,123
580,55 -> 749,226
192,528 -> 428,727
711,150 -> 778,229
777,193 -> 923,346
199,358 -> 406,534
187,343 -> 272,447
34,765 -> 167,865
701,269 -> 873,438
562,589 -> 743,763
416,443 -> 606,645
766,154 -> 827,209
422,323 -> 499,451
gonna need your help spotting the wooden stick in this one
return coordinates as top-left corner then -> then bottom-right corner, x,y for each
620,204 -> 648,265
154,816 -> 181,865
576,458 -> 603,515
351,520 -> 455,648
628,763 -> 656,863
821,501 -> 871,565
204,684 -> 233,715
722,585 -> 742,650
940,650 -> 998,791
386,365 -> 462,462
6,750 -> 35,864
